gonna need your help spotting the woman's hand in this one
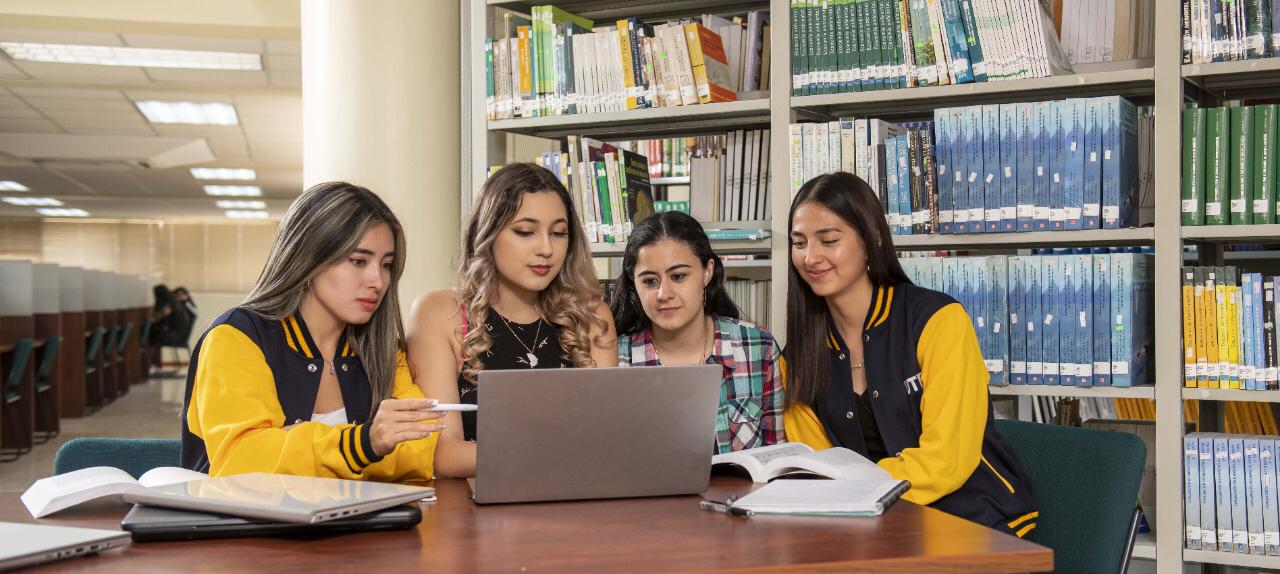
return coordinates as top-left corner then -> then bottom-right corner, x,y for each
368,398 -> 447,457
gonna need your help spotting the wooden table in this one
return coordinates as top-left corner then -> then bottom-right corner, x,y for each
2,478 -> 1052,573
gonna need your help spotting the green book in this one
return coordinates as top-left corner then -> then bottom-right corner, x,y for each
910,0 -> 937,86
1183,107 -> 1206,226
823,0 -> 837,94
1231,106 -> 1255,225
1205,107 -> 1229,226
593,161 -> 614,243
867,0 -> 883,91
842,0 -> 860,92
791,1 -> 806,96
1256,104 -> 1278,224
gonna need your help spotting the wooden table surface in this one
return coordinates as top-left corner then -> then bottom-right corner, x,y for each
3,478 -> 1052,573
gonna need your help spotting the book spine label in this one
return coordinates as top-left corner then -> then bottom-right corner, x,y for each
1231,437 -> 1249,552
1216,436 -> 1234,550
1015,102 -> 1035,231
1033,101 -> 1051,230
1264,279 -> 1278,390
1075,255 -> 1093,385
1082,97 -> 1104,229
1205,268 -> 1222,387
1206,107 -> 1229,225
1064,98 -> 1086,230
1247,437 -> 1265,554
1026,256 -> 1044,383
1184,268 -> 1200,387
1050,100 -> 1067,229
1259,104 -> 1278,224
935,110 -> 954,233
1185,107 -> 1208,225
990,255 -> 1009,383
1009,256 -> 1026,383
1042,255 -> 1060,384
999,103 -> 1018,232
1111,254 -> 1133,386
966,105 -> 985,232
1201,435 -> 1219,550
1187,434 -> 1204,549
1059,256 -> 1077,385
982,104 -> 1002,232
1263,439 -> 1280,554
1231,106 -> 1256,224
958,0 -> 987,80
1092,254 -> 1111,385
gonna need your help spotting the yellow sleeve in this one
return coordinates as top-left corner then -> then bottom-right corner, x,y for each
188,325 -> 434,481
877,302 -> 988,505
359,352 -> 439,483
779,356 -> 834,450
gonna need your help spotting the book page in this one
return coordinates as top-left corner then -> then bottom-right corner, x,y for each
712,443 -> 815,482
770,447 -> 895,482
138,467 -> 209,488
21,467 -> 141,518
733,479 -> 904,514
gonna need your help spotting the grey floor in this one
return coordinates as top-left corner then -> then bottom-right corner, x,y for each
0,371 -> 185,492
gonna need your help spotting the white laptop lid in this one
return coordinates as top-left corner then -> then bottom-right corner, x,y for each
0,522 -> 131,570
123,473 -> 433,524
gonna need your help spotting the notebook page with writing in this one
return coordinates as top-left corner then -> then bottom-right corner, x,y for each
767,447 -> 893,482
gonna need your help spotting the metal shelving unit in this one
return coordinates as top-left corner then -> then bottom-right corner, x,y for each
462,1 -> 1280,570
989,385 -> 1156,399
1183,388 -> 1280,404
589,238 -> 771,257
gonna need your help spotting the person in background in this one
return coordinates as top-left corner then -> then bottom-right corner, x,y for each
609,211 -> 784,453
148,284 -> 192,367
173,287 -> 198,320
782,172 -> 1039,537
180,181 -> 445,481
407,162 -> 617,478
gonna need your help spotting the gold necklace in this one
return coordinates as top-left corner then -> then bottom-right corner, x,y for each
499,313 -> 543,368
655,316 -> 714,365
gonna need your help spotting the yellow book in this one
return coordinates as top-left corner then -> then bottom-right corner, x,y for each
1261,403 -> 1279,435
682,23 -> 736,104
516,25 -> 533,115
1225,282 -> 1241,389
1215,276 -> 1230,389
1203,268 -> 1221,388
1183,269 -> 1198,388
616,19 -> 638,110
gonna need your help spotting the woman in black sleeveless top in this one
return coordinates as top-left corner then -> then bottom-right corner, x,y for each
408,163 -> 617,478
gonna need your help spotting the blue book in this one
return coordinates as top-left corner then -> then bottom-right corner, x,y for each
1244,273 -> 1258,391
1033,101 -> 1052,231
898,133 -> 913,235
1103,96 -> 1140,229
1110,253 -> 1154,387
1201,435 -> 1220,550
936,110 -> 955,234
1041,255 -> 1061,385
943,258 -> 961,309
957,258 -> 973,338
982,104 -> 1002,232
1262,438 -> 1280,555
886,136 -> 901,235
1082,97 -> 1104,229
1092,254 -> 1112,386
1216,435 -> 1234,552
989,256 -> 1009,384
1060,256 -> 1078,386
1015,103 -> 1035,232
1074,255 -> 1094,386
950,108 -> 970,234
1063,98 -> 1087,231
1188,434 -> 1204,550
973,258 -> 991,374
965,106 -> 986,233
1253,274 -> 1268,392
999,104 -> 1018,232
1026,256 -> 1044,385
1246,437 -> 1266,555
938,0 -> 974,83
1231,437 -> 1249,553
1050,100 -> 1068,230
1008,256 -> 1026,384
929,258 -> 944,294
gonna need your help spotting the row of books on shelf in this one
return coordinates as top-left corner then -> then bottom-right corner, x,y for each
1182,0 -> 1280,64
788,0 -> 1070,96
725,279 -> 772,331
1181,266 -> 1280,391
1060,0 -> 1156,65
644,137 -> 693,179
485,6 -> 770,120
1182,105 -> 1280,227
900,251 -> 1154,386
1184,432 -> 1280,554
787,96 -> 1154,236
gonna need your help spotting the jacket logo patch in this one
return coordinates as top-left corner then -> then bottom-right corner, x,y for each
903,373 -> 923,394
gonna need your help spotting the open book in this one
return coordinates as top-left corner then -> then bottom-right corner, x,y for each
21,466 -> 207,518
712,442 -> 893,483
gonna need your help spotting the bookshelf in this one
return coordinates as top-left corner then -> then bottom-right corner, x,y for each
460,0 -> 1258,569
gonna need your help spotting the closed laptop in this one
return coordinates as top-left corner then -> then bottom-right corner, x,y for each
121,503 -> 421,541
0,522 -> 131,571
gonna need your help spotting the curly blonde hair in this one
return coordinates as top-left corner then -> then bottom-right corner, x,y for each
456,163 -> 607,382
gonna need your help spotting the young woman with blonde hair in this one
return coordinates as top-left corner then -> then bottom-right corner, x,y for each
180,181 -> 445,481
408,162 -> 616,478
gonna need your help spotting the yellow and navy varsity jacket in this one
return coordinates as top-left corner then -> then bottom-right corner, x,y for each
180,307 -> 438,482
784,282 -> 1039,537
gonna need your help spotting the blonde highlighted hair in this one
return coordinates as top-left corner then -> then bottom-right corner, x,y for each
457,163 -> 606,382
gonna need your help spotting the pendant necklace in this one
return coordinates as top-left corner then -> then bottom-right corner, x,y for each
500,313 -> 543,368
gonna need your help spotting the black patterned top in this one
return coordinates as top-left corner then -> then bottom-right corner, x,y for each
457,310 -> 569,441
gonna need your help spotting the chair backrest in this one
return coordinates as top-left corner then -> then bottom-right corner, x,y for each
85,327 -> 105,362
4,338 -> 35,390
103,325 -> 120,359
117,322 -> 134,354
53,438 -> 182,479
36,335 -> 62,380
994,419 -> 1146,574
139,320 -> 152,347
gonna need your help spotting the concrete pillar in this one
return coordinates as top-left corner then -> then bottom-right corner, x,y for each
302,0 -> 462,314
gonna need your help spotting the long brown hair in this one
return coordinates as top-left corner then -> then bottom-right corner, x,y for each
456,163 -> 606,382
241,182 -> 408,415
784,172 -> 911,408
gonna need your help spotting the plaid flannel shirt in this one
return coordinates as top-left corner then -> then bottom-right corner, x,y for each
618,315 -> 785,454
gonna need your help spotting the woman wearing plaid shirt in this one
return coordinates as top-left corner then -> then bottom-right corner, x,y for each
609,211 -> 785,454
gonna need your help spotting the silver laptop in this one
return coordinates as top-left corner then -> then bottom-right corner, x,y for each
124,473 -> 433,524
0,522 -> 131,570
472,364 -> 721,504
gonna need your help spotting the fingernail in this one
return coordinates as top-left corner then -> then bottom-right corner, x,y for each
427,399 -> 438,407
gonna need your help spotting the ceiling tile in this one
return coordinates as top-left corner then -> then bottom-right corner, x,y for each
265,40 -> 301,55
144,68 -> 269,87
63,124 -> 157,136
151,124 -> 243,138
26,98 -> 139,113
0,107 -> 44,119
0,60 -> 28,78
10,61 -> 150,82
0,96 -> 31,109
42,109 -> 146,123
270,71 -> 300,88
0,28 -> 124,45
120,34 -> 264,54
8,86 -> 126,100
0,118 -> 63,133
123,90 -> 234,103
265,54 -> 300,72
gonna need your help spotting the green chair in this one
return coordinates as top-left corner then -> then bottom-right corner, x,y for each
53,438 -> 181,479
1,338 -> 36,462
84,327 -> 105,411
115,322 -> 134,388
995,419 -> 1146,574
32,335 -> 63,444
137,319 -> 152,381
102,325 -> 120,399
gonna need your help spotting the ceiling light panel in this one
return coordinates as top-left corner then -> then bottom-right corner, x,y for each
0,181 -> 30,192
136,101 -> 239,125
0,42 -> 262,71
215,200 -> 266,209
2,197 -> 62,206
191,167 -> 256,181
36,208 -> 89,217
225,210 -> 269,219
204,185 -> 261,197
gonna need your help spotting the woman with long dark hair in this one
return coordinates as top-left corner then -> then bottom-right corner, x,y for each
611,211 -> 783,453
783,172 -> 1038,537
